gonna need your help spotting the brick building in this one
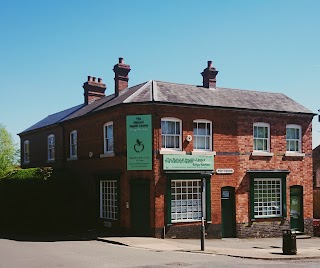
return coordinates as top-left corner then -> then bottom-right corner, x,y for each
19,58 -> 315,238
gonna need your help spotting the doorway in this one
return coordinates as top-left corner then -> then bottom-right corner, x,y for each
290,185 -> 304,232
221,186 -> 236,238
130,180 -> 151,236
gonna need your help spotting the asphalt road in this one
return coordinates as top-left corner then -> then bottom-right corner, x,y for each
0,235 -> 319,268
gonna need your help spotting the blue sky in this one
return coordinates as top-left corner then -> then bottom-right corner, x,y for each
0,0 -> 319,148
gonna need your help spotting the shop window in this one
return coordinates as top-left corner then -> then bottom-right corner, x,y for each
167,176 -> 211,224
24,140 -> 30,163
249,172 -> 287,220
286,124 -> 302,153
70,130 -> 77,158
47,134 -> 55,161
193,120 -> 212,151
103,122 -> 114,154
253,122 -> 270,152
100,180 -> 118,220
161,118 -> 182,150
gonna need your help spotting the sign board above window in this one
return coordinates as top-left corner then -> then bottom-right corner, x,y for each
163,155 -> 214,171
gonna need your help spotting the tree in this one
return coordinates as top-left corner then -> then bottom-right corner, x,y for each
0,124 -> 18,177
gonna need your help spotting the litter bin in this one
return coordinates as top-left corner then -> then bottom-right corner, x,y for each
282,229 -> 297,255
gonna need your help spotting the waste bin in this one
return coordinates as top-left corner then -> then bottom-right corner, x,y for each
282,229 -> 297,255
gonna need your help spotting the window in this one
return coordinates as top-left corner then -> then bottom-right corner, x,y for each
193,120 -> 212,151
70,130 -> 77,158
161,118 -> 182,150
24,140 -> 30,163
47,134 -> 55,161
171,179 -> 202,222
253,178 -> 282,218
253,123 -> 270,152
103,122 -> 114,153
249,171 -> 287,220
286,124 -> 301,152
100,180 -> 118,220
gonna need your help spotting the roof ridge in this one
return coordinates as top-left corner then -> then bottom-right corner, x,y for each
123,80 -> 152,103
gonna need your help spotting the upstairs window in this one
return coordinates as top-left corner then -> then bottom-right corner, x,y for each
286,124 -> 301,153
161,118 -> 182,150
103,122 -> 114,153
24,140 -> 30,163
193,120 -> 212,151
70,130 -> 77,158
47,134 -> 55,161
253,123 -> 270,152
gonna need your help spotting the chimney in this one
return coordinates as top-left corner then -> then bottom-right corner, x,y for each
113,57 -> 131,97
83,76 -> 106,105
201,60 -> 219,88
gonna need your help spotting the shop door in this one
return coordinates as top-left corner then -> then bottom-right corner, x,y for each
290,185 -> 304,232
221,186 -> 236,238
130,180 -> 151,236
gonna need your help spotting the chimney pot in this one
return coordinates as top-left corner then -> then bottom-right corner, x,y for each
98,78 -> 102,83
114,57 -> 131,97
92,77 -> 96,82
201,60 -> 218,88
88,76 -> 92,82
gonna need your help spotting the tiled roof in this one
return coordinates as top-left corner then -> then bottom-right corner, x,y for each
20,80 -> 313,134
21,104 -> 83,133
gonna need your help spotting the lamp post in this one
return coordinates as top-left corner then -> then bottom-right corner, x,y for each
200,177 -> 206,251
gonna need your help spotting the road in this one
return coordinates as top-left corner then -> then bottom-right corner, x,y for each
0,236 -> 319,268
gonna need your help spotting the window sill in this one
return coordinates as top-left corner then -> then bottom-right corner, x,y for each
100,152 -> 115,158
285,152 -> 305,157
46,159 -> 55,163
67,157 -> 78,161
160,149 -> 186,155
251,151 -> 274,157
192,151 -> 216,156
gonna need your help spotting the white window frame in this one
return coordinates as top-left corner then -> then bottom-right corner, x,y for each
47,134 -> 55,161
100,180 -> 118,220
161,117 -> 182,152
103,122 -> 114,154
253,178 -> 282,218
253,122 -> 270,152
193,119 -> 212,152
171,179 -> 202,223
286,124 -> 302,153
24,140 -> 30,163
69,130 -> 77,159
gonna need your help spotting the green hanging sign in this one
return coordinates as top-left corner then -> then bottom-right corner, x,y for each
126,114 -> 152,170
163,155 -> 214,170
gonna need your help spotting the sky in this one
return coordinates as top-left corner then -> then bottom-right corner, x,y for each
0,0 -> 319,149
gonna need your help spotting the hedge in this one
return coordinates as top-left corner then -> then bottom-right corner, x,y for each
0,168 -> 87,234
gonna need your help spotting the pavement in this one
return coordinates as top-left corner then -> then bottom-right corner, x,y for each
88,234 -> 320,260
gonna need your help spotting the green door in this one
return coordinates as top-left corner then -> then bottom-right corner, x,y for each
290,186 -> 304,232
221,186 -> 236,238
130,180 -> 151,236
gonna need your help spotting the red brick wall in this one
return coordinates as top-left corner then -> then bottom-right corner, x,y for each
20,102 -> 314,237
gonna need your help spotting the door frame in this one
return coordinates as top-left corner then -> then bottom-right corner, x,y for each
290,185 -> 304,232
221,186 -> 236,238
130,179 -> 151,236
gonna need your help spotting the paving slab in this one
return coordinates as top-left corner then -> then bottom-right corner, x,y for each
94,236 -> 320,260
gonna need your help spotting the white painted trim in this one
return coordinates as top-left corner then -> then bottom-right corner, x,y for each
193,119 -> 213,151
70,130 -> 77,158
192,151 -> 216,156
103,121 -> 114,154
67,157 -> 78,161
251,151 -> 274,157
100,153 -> 115,158
159,149 -> 186,155
285,152 -> 305,157
161,117 -> 182,151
